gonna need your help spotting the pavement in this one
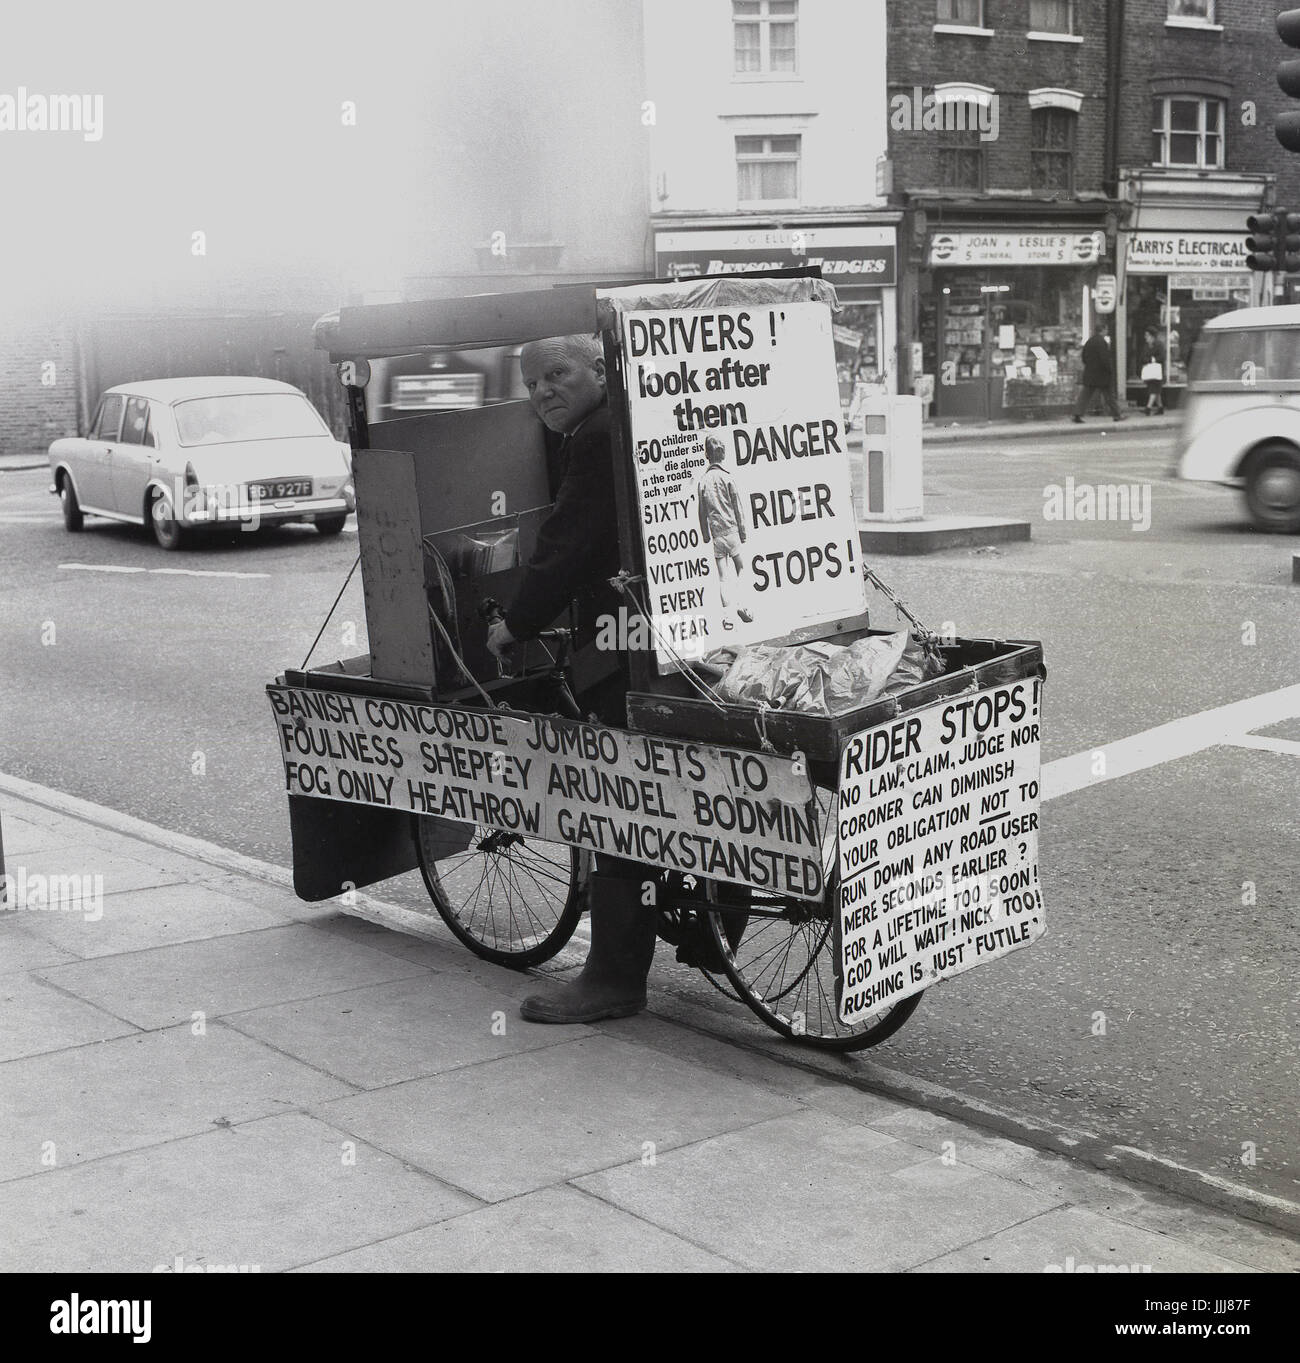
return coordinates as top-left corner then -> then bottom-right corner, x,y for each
0,452 -> 49,473
920,411 -> 1182,444
2,780 -> 1297,1275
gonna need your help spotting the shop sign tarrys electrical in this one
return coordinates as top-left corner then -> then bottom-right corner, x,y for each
1125,232 -> 1249,273
928,231 -> 1103,267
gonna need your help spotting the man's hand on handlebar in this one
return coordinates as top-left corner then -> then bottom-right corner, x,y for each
486,618 -> 517,661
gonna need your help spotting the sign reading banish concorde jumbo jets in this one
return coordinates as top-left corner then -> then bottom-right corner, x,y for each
619,302 -> 866,671
268,687 -> 823,900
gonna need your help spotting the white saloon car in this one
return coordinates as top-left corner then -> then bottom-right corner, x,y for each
49,377 -> 355,549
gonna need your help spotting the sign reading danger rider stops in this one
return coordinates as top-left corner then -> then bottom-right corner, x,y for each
619,301 -> 866,670
836,679 -> 1045,1025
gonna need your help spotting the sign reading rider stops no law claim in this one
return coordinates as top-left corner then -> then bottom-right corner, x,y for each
619,301 -> 866,671
836,679 -> 1046,1025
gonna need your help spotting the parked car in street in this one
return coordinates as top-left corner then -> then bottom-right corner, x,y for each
1174,305 -> 1300,533
48,377 -> 355,549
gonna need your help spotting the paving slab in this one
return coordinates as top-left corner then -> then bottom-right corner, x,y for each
595,1009 -> 913,1123
35,923 -> 433,1029
192,873 -> 358,924
859,1104 -> 1300,1272
0,814 -> 86,855
5,882 -> 292,958
297,1185 -> 740,1273
228,972 -> 580,1089
574,1108 -> 1063,1272
0,919 -> 82,975
0,1112 -> 479,1273
5,846 -> 188,900
313,1032 -> 802,1203
914,1204 -> 1260,1273
0,973 -> 138,1063
0,1022 -> 355,1182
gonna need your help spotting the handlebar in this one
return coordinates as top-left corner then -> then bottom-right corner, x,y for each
479,596 -> 572,666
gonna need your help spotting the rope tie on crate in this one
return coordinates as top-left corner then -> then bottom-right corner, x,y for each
612,573 -> 729,713
427,604 -> 501,711
752,701 -> 777,753
862,565 -> 945,674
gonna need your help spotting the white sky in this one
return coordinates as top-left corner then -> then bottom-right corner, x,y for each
0,0 -> 466,311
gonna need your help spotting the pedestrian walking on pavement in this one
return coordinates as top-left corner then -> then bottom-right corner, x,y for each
1072,328 -> 1127,422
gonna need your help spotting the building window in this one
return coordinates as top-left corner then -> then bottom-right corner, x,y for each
1152,96 -> 1224,168
1029,0 -> 1075,33
1167,0 -> 1214,22
736,135 -> 800,203
937,113 -> 985,191
937,0 -> 983,25
1031,108 -> 1076,192
733,1 -> 797,75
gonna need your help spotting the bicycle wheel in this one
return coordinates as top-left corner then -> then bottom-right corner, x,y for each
704,783 -> 923,1051
413,815 -> 587,968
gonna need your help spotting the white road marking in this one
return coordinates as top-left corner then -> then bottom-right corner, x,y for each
1043,684 -> 1300,802
58,563 -> 145,574
1224,734 -> 1300,758
59,564 -> 270,579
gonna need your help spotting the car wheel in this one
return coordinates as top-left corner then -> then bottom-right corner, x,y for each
59,476 -> 84,532
315,514 -> 347,537
1244,443 -> 1300,533
150,490 -> 188,551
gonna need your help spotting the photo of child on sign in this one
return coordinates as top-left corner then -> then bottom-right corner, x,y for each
621,301 -> 866,669
695,436 -> 753,632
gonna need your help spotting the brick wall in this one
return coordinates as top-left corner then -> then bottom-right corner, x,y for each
0,323 -> 81,457
885,0 -> 1112,197
1118,0 -> 1300,204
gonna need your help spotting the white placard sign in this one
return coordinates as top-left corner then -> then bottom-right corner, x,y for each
620,302 -> 867,670
269,686 -> 823,899
836,679 -> 1045,1024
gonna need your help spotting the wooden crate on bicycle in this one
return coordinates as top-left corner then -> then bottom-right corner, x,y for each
266,273 -> 1046,1050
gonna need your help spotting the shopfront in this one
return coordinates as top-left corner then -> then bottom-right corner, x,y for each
922,227 -> 1107,421
1115,171 -> 1272,410
653,221 -> 899,407
1121,230 -> 1257,407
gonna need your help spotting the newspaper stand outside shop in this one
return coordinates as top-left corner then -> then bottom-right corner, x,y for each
269,271 -> 1046,1051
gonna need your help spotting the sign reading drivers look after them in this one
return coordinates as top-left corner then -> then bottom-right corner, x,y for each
619,302 -> 866,671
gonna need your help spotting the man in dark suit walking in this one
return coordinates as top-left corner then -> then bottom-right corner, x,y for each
486,334 -> 658,1025
1072,327 -> 1127,422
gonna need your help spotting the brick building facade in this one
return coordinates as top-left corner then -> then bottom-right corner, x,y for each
1114,0 -> 1293,402
886,0 -> 1118,420
0,321 -> 80,457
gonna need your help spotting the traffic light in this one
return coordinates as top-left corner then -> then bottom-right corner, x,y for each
1278,8 -> 1300,151
1245,211 -> 1300,271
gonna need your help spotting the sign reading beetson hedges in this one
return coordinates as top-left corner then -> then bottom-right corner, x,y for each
836,680 -> 1046,1025
619,302 -> 866,671
268,686 -> 823,900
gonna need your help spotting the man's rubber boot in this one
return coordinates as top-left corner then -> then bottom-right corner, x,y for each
520,875 -> 658,1023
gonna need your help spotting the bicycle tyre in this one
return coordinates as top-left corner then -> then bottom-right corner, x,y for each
413,815 -> 587,969
703,783 -> 924,1051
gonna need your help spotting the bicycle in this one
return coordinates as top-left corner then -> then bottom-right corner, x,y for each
410,600 -> 923,1053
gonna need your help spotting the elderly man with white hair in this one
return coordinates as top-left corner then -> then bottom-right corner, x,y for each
486,334 -> 658,1025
